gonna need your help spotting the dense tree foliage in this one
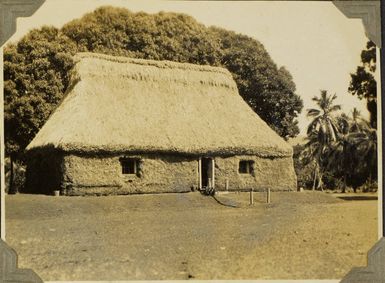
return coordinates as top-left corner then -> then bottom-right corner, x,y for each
5,6 -> 303,160
349,40 -> 377,128
210,27 -> 303,138
4,27 -> 76,157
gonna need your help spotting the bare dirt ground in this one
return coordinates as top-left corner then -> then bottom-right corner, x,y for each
4,191 -> 378,281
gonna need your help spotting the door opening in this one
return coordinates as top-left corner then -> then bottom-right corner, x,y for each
201,157 -> 214,188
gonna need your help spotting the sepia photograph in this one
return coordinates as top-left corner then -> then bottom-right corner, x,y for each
1,0 -> 382,281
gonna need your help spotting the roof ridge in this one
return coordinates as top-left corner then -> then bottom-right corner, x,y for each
74,52 -> 230,75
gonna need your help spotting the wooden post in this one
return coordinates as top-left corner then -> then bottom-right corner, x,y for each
298,187 -> 303,192
211,158 -> 215,188
249,188 -> 254,205
225,178 -> 229,191
266,188 -> 271,203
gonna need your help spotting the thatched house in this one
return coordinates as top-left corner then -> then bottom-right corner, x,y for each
25,53 -> 297,195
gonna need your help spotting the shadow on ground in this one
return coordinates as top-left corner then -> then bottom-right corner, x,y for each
338,196 -> 378,201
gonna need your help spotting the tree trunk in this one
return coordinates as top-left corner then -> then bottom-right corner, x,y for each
368,172 -> 372,192
367,99 -> 377,129
9,155 -> 15,194
312,164 -> 317,191
342,174 -> 347,193
343,141 -> 347,193
318,171 -> 323,191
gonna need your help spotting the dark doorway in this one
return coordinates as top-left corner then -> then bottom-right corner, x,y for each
201,158 -> 213,188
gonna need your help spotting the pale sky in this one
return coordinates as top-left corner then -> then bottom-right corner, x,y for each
7,0 -> 370,135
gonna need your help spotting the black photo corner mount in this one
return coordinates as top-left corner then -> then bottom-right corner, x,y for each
0,0 -> 384,282
328,1 -> 385,282
0,240 -> 43,283
0,2 -> 46,282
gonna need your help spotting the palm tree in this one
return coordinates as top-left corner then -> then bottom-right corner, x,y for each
349,126 -> 377,191
327,112 -> 377,193
305,90 -> 342,190
326,114 -> 355,192
302,132 -> 326,190
332,114 -> 350,190
307,90 -> 341,143
350,110 -> 377,183
350,107 -> 367,133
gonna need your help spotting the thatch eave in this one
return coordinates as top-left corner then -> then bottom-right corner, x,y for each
26,143 -> 292,158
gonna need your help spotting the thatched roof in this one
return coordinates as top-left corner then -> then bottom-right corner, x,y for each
27,52 -> 292,157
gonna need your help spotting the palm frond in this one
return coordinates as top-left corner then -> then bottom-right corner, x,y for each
307,108 -> 321,117
307,117 -> 321,136
330,104 -> 342,112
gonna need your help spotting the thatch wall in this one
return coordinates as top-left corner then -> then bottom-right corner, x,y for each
62,154 -> 198,196
24,150 -> 296,195
54,153 -> 295,196
214,155 -> 297,191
